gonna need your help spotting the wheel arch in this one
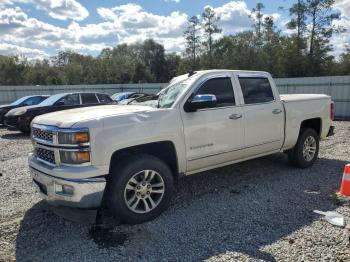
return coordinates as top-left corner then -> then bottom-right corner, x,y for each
109,141 -> 179,180
299,118 -> 322,136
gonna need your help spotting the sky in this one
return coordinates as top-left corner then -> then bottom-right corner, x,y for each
0,0 -> 349,59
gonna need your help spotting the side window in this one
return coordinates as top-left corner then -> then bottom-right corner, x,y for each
238,77 -> 274,105
23,96 -> 41,106
195,77 -> 235,107
57,94 -> 80,106
97,94 -> 113,103
81,93 -> 99,104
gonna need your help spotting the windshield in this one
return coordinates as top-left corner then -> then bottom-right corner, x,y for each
10,96 -> 30,106
38,94 -> 66,106
157,81 -> 188,108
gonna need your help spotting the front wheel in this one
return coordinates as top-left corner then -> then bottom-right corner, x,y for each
106,154 -> 174,224
287,128 -> 319,169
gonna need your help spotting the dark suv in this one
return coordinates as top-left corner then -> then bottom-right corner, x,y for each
4,92 -> 114,133
0,95 -> 48,125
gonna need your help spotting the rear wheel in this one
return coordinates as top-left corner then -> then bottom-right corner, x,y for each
106,154 -> 174,224
287,128 -> 319,168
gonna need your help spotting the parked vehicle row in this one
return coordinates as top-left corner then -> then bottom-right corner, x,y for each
0,91 -> 147,133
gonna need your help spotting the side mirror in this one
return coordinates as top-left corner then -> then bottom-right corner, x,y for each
55,101 -> 65,107
184,94 -> 217,112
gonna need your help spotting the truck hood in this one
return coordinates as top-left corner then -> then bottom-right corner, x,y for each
32,105 -> 156,128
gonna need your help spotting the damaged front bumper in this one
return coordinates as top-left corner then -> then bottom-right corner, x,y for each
29,154 -> 106,209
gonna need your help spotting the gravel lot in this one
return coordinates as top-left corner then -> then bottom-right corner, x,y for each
1,122 -> 350,262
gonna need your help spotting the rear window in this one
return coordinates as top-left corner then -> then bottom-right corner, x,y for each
81,93 -> 98,104
238,77 -> 274,105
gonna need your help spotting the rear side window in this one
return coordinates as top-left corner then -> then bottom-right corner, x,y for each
97,94 -> 113,103
81,93 -> 98,104
238,77 -> 274,105
195,77 -> 235,107
57,94 -> 80,106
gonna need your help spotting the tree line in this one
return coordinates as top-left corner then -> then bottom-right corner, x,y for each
0,0 -> 349,86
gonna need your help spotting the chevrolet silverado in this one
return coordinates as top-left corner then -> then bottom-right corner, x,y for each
28,70 -> 335,224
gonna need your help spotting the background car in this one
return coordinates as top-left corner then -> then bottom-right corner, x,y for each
4,92 -> 114,133
111,92 -> 148,103
119,93 -> 159,107
0,95 -> 48,125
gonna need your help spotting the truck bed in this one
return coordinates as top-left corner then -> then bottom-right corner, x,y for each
281,93 -> 332,151
280,94 -> 330,103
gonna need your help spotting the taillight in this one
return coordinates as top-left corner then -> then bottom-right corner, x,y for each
330,101 -> 335,121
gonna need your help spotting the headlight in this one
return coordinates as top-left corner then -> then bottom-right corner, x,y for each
58,131 -> 89,145
7,109 -> 27,116
59,150 -> 90,165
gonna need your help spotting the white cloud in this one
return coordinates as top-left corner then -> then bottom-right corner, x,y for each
0,6 -> 100,57
0,4 -> 189,57
164,0 -> 181,3
3,0 -> 89,21
0,43 -> 47,59
334,0 -> 350,30
97,3 -> 188,47
209,1 -> 253,33
330,0 -> 350,57
1,0 -> 347,60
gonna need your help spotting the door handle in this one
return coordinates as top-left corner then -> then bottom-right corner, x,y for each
229,114 -> 242,120
272,109 -> 282,114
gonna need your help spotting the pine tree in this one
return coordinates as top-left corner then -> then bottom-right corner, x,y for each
202,7 -> 222,68
183,16 -> 201,72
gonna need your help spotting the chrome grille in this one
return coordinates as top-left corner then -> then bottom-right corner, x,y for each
32,127 -> 53,142
35,147 -> 55,165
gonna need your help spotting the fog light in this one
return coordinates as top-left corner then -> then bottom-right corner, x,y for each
62,185 -> 74,195
55,183 -> 74,196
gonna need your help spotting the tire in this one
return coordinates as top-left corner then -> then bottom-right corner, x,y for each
19,127 -> 30,134
106,154 -> 174,224
287,128 -> 319,169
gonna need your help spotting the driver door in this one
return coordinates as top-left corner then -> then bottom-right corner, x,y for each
180,75 -> 245,173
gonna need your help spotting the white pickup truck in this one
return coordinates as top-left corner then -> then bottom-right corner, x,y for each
29,70 -> 335,223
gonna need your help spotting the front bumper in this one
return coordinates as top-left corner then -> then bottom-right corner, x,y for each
4,115 -> 19,130
4,115 -> 31,131
30,165 -> 106,209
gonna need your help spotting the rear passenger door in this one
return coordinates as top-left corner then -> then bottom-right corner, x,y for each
236,75 -> 284,157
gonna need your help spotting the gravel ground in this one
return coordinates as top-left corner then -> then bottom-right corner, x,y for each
0,122 -> 350,262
